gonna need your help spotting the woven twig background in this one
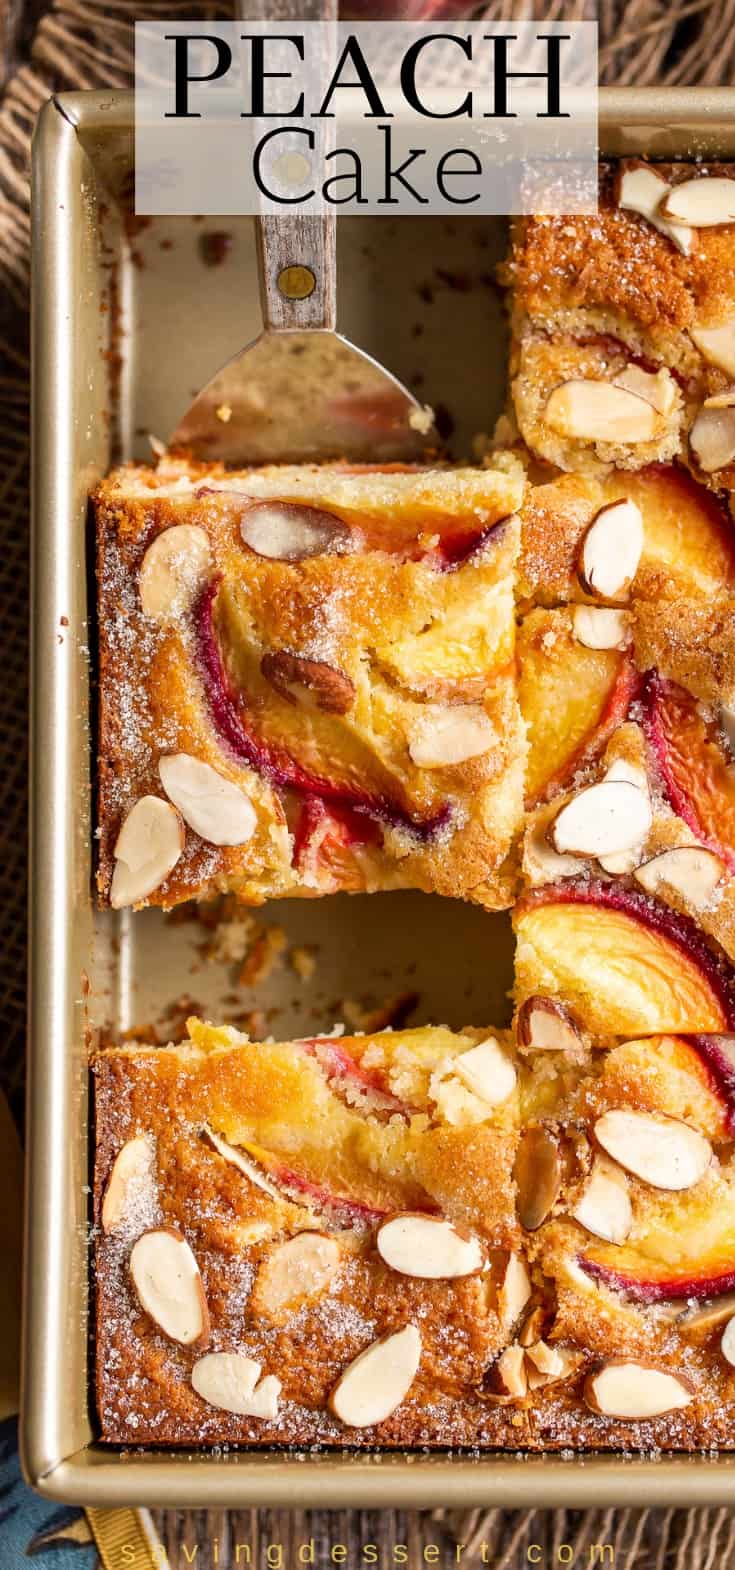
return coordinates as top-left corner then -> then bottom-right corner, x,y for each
2,1 -> 734,1564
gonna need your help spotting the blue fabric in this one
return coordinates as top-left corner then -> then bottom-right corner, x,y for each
0,1418 -> 97,1566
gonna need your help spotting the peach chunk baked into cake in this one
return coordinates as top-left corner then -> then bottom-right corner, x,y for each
95,1015 -> 735,1448
94,455 -> 525,910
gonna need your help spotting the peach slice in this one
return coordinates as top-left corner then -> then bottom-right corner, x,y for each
688,1035 -> 735,1134
515,883 -> 735,1034
641,672 -> 735,873
237,1139 -> 388,1231
297,1035 -> 412,1118
578,1175 -> 735,1302
618,465 -> 735,595
518,613 -> 637,805
195,582 -> 450,843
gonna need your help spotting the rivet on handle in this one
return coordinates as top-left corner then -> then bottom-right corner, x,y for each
277,265 -> 316,301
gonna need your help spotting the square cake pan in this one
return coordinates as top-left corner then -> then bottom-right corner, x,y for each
24,86 -> 735,1507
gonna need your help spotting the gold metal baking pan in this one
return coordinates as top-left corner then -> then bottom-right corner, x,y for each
23,86 -> 735,1506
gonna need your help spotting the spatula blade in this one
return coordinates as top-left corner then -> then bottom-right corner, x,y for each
169,328 -> 438,465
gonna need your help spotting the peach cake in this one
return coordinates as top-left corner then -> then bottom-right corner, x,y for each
95,454 -> 526,911
503,162 -> 735,490
95,1014 -> 735,1449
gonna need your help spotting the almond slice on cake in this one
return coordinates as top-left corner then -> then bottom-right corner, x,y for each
578,499 -> 644,600
129,1228 -> 209,1345
329,1325 -> 421,1428
585,1360 -> 693,1418
545,382 -> 660,444
110,796 -> 184,908
191,1351 -> 281,1418
594,1110 -> 712,1192
376,1214 -> 484,1279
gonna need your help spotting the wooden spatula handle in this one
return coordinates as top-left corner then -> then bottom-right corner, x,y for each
244,0 -> 338,332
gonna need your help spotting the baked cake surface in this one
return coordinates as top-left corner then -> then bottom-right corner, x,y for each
94,1017 -> 735,1450
91,156 -> 735,1456
95,456 -> 525,912
504,162 -> 735,489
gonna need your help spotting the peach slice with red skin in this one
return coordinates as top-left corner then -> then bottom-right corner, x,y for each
580,1244 -> 735,1306
689,1035 -> 735,1134
515,882 -> 735,1034
292,796 -> 382,890
518,613 -> 638,805
240,1141 -> 389,1230
296,1034 -> 413,1118
641,670 -> 735,873
195,581 -> 450,842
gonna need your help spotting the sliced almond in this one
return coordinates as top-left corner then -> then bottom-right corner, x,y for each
129,1228 -> 209,1346
376,1214 -> 484,1280
138,524 -> 212,623
454,1038 -> 517,1107
240,501 -> 353,561
252,1232 -> 342,1323
158,754 -> 257,847
579,499 -> 644,600
545,381 -> 659,444
408,704 -> 495,769
498,1253 -> 532,1330
617,164 -> 694,255
329,1325 -> 421,1428
572,606 -> 632,651
101,1135 -> 156,1235
703,387 -> 735,409
494,1343 -> 528,1399
690,404 -> 735,472
594,1110 -> 712,1192
679,1294 -> 735,1336
551,780 -> 652,860
525,1340 -> 566,1378
200,1126 -> 281,1198
514,1127 -> 562,1231
613,365 -> 676,416
191,1351 -> 281,1418
634,846 -> 725,911
721,1317 -> 735,1367
597,759 -> 650,871
261,651 -> 355,715
691,322 -> 735,379
662,176 -> 735,228
525,822 -> 582,884
597,845 -> 644,875
585,1360 -> 693,1419
516,995 -> 582,1053
109,796 -> 184,909
572,1154 -> 632,1245
518,1304 -> 546,1348
721,701 -> 735,756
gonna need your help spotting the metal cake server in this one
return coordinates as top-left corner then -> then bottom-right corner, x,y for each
169,1 -> 439,465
